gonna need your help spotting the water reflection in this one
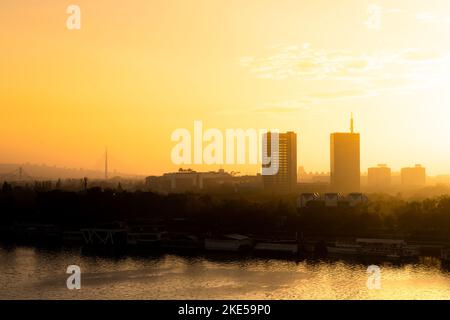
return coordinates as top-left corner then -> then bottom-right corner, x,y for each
1,245 -> 450,300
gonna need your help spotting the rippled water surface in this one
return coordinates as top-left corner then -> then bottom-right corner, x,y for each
1,245 -> 450,299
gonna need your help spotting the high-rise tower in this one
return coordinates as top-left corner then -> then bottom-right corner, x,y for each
262,131 -> 297,193
330,115 -> 360,192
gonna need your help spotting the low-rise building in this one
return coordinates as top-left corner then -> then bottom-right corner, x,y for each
401,164 -> 426,187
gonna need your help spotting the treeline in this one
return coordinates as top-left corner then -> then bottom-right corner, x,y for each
1,183 -> 450,239
300,193 -> 450,239
0,183 -> 298,235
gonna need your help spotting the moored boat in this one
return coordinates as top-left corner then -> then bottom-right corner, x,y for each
254,240 -> 299,257
127,225 -> 168,248
327,240 -> 360,255
327,238 -> 420,259
162,233 -> 201,250
204,234 -> 253,252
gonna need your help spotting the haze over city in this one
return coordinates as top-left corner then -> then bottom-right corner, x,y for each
2,0 -> 450,176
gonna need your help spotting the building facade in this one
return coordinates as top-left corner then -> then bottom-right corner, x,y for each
262,131 -> 297,193
368,164 -> 391,189
401,164 -> 426,187
330,116 -> 360,192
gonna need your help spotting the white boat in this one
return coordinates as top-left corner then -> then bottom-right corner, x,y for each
356,238 -> 403,257
327,238 -> 420,258
357,238 -> 420,258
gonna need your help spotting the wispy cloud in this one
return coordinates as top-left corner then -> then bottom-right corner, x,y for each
255,100 -> 311,114
363,5 -> 404,31
415,11 -> 450,25
385,8 -> 402,14
241,45 -> 383,81
240,45 -> 450,103
255,106 -> 304,114
306,89 -> 372,100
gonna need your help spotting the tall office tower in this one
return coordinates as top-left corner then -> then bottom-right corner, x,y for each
262,131 -> 297,193
401,164 -> 426,187
368,164 -> 391,189
330,114 -> 360,192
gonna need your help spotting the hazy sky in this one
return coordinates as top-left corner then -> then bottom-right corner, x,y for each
2,0 -> 450,176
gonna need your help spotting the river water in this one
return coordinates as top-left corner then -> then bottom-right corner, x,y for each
1,245 -> 450,299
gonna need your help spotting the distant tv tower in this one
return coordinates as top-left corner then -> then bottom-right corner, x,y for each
350,113 -> 354,133
105,148 -> 108,180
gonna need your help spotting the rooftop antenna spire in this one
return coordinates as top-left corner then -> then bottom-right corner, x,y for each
105,147 -> 108,180
350,113 -> 354,133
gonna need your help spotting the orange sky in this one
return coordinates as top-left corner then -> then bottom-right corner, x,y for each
2,0 -> 450,176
